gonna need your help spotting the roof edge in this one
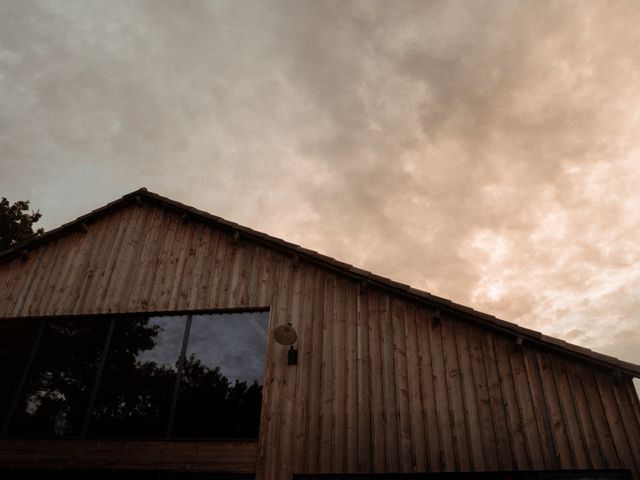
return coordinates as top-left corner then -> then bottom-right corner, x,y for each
2,188 -> 639,378
0,188 -> 149,262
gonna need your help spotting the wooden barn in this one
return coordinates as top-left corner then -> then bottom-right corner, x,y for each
0,188 -> 639,480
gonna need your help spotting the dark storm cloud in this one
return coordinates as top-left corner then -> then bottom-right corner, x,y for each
1,0 -> 639,370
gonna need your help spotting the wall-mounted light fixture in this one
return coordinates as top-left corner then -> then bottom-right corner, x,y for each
274,322 -> 298,366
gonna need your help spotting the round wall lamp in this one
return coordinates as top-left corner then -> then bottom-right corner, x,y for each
274,322 -> 298,365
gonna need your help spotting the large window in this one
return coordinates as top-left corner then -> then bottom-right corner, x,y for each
0,310 -> 269,439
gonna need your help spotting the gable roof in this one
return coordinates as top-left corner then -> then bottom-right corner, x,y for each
2,187 -> 639,378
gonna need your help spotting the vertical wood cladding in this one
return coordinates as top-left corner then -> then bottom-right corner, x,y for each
0,202 -> 639,479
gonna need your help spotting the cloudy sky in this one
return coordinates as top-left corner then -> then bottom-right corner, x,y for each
1,1 -> 639,378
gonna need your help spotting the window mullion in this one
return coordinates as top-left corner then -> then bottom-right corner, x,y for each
166,314 -> 193,437
81,317 -> 117,436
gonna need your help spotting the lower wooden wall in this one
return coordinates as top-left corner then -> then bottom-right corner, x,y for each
0,439 -> 257,473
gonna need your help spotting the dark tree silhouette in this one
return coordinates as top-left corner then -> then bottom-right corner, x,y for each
0,197 -> 44,252
174,355 -> 263,437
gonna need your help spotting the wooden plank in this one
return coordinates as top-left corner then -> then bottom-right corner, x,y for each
256,247 -> 274,308
345,279 -> 359,473
481,331 -> 515,469
0,257 -> 24,316
521,346 -> 558,468
94,206 -> 138,312
318,273 -> 335,472
48,227 -> 86,315
261,251 -> 289,480
106,205 -> 154,312
12,237 -> 58,316
466,325 -> 499,469
380,293 -> 400,472
183,223 -> 214,310
254,249 -> 278,480
219,233 -> 243,308
276,256 -> 301,480
0,439 -> 257,473
628,381 -> 640,413
453,319 -> 485,470
238,242 -> 260,308
404,302 -> 427,472
536,351 -> 575,468
106,204 -> 153,312
68,212 -> 118,314
124,207 -> 166,311
60,220 -> 103,314
155,216 -> 191,311
241,242 -> 262,308
143,209 -> 179,311
579,367 -> 621,467
441,316 -> 470,471
191,226 -> 222,309
567,362 -> 609,469
356,283 -> 372,472
291,264 -> 316,475
331,276 -> 347,472
391,298 -> 412,472
611,377 -> 640,476
224,232 -> 246,308
168,222 -> 203,311
255,256 -> 280,480
492,336 -> 530,468
430,312 -> 455,470
303,267 -> 325,473
226,235 -> 249,308
14,239 -> 61,316
209,229 -> 232,308
416,307 -> 440,471
562,360 -> 601,468
594,371 -> 637,474
624,379 -> 640,441
368,290 -> 385,473
0,257 -> 17,315
101,205 -> 146,312
550,358 -> 589,467
621,379 -> 640,479
36,230 -> 81,315
510,345 -> 544,468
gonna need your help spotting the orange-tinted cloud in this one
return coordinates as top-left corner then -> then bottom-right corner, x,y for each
1,1 -> 639,374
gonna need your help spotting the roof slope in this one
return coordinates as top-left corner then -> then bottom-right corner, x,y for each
2,187 -> 639,377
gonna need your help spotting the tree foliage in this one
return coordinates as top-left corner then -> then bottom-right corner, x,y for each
0,197 -> 44,252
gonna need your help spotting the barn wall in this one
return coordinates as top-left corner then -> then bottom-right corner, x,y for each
0,202 -> 639,479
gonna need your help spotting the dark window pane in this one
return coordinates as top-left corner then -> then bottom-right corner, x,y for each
88,316 -> 186,437
8,318 -> 109,436
173,311 -> 269,438
0,319 -> 40,428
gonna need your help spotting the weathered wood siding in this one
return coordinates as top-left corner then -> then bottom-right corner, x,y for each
0,439 -> 257,472
1,202 -> 639,479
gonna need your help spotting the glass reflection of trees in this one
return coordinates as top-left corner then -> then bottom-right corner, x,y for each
0,311 -> 269,439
